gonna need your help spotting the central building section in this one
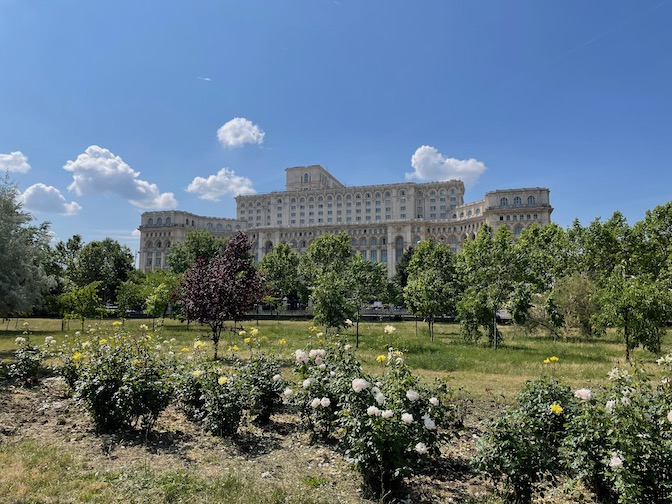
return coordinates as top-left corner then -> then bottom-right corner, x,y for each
236,165 -> 475,273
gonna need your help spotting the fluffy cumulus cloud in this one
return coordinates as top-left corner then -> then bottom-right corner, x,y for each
186,168 -> 256,201
216,117 -> 265,148
63,145 -> 177,209
0,151 -> 31,173
19,183 -> 81,215
406,145 -> 486,186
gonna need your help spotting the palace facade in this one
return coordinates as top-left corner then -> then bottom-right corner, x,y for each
138,165 -> 552,274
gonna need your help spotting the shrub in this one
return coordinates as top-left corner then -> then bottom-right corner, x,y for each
338,352 -> 457,498
472,377 -> 579,503
292,342 -> 363,443
292,339 -> 459,499
235,352 -> 286,425
175,358 -> 246,438
8,336 -> 44,386
563,364 -> 672,503
67,330 -> 172,432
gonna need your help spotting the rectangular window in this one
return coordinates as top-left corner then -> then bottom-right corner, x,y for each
146,258 -> 152,266
370,250 -> 377,262
381,250 -> 387,262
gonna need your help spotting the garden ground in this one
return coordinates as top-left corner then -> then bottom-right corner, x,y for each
1,318 -> 670,503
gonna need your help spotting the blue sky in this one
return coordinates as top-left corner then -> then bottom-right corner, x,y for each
2,0 -> 671,258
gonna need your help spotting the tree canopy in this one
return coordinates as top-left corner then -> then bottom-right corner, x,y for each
0,175 -> 54,318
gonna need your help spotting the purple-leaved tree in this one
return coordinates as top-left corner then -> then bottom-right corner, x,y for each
180,233 -> 266,359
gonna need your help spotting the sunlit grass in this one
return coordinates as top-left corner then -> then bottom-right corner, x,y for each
0,440 -> 355,503
1,316 -> 670,400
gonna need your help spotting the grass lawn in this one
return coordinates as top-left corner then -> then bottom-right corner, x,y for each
2,316 -> 670,400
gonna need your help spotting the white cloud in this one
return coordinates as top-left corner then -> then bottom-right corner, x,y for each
0,151 -> 31,173
63,145 -> 177,209
217,117 -> 265,148
131,229 -> 141,238
406,145 -> 486,186
186,168 -> 256,201
19,183 -> 81,215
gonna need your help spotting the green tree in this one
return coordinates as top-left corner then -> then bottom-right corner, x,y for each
166,229 -> 226,274
572,212 -> 634,285
594,266 -> 672,361
180,233 -> 266,359
457,225 -> 522,347
68,238 -> 134,303
551,272 -> 601,337
404,240 -> 460,341
299,233 -> 358,330
632,201 -> 672,287
391,245 -> 414,307
515,223 -> 571,293
258,242 -> 301,309
0,175 -> 54,318
58,281 -> 104,330
350,253 -> 387,346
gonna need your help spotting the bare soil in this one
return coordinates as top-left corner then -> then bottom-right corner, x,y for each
0,377 -> 497,503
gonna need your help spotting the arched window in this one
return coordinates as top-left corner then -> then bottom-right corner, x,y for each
449,236 -> 457,244
370,237 -> 377,246
165,217 -> 171,226
359,238 -> 367,246
514,226 -> 523,236
146,240 -> 153,249
500,197 -> 509,207
156,217 -> 162,226
207,223 -> 213,230
467,210 -> 472,217
147,218 -> 154,226
226,224 -> 232,230
513,196 -> 522,206
528,195 -> 536,205
165,241 -> 171,248
475,208 -> 481,215
156,241 -> 162,248
216,223 -> 223,231
303,173 -> 309,183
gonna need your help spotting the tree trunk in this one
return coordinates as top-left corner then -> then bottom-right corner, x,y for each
356,308 -> 360,348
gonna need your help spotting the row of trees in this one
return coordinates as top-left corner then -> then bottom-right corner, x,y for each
3,174 -> 672,359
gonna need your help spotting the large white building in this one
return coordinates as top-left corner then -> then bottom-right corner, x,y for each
138,165 -> 552,274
